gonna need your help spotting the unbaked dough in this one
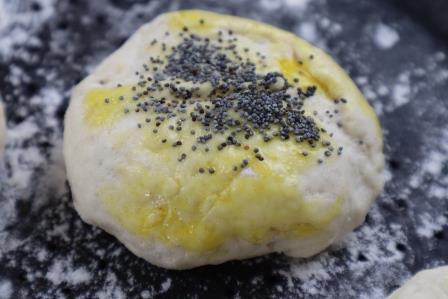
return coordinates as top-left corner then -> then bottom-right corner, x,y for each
64,10 -> 385,269
388,266 -> 448,299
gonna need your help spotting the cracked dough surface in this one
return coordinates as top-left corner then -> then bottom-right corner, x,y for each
64,10 -> 385,269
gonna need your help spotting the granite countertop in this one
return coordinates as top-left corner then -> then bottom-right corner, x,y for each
0,0 -> 447,298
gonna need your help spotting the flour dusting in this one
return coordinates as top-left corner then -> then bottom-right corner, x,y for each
373,23 -> 400,49
0,0 -> 447,298
46,259 -> 91,285
0,280 -> 12,299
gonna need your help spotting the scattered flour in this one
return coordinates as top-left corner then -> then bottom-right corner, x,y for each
298,22 -> 318,43
0,280 -> 12,299
0,0 -> 56,58
417,214 -> 447,238
373,23 -> 400,49
392,84 -> 410,107
260,0 -> 282,11
160,278 -> 172,293
276,203 -> 407,298
140,290 -> 153,299
46,259 -> 91,285
95,272 -> 125,299
0,0 -> 447,298
428,185 -> 447,199
407,130 -> 448,193
260,0 -> 312,11
283,0 -> 311,11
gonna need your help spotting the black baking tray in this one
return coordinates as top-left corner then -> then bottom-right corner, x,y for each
0,0 -> 447,298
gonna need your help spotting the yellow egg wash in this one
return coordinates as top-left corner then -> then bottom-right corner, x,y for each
81,10 -> 378,253
84,86 -> 133,127
99,135 -> 342,251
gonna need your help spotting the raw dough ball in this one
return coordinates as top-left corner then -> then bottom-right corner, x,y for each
388,266 -> 448,299
64,10 -> 385,269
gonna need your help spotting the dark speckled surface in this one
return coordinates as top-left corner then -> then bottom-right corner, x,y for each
0,0 -> 447,298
